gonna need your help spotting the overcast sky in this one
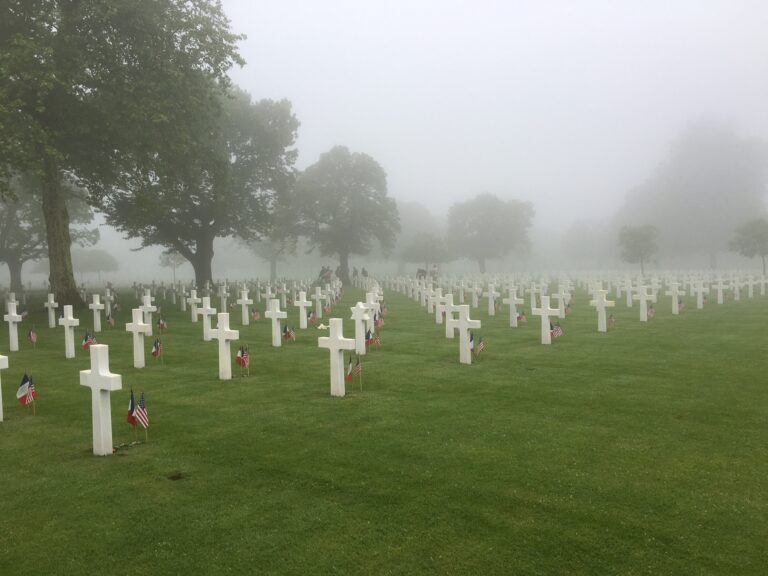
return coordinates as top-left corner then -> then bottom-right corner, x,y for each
220,0 -> 768,228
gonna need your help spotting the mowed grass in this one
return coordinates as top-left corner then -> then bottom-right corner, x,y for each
1,285 -> 766,576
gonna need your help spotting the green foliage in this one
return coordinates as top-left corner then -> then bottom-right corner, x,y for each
400,231 -> 453,267
446,193 -> 534,272
0,0 -> 244,300
617,122 -> 767,262
618,224 -> 657,274
296,146 -> 399,282
101,88 -> 299,287
72,248 -> 119,274
2,288 -> 768,574
730,217 -> 768,274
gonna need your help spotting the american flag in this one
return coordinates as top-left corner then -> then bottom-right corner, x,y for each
157,317 -> 168,331
107,314 -> 115,327
308,311 -> 317,324
151,338 -> 162,358
550,323 -> 563,338
27,329 -> 37,344
372,333 -> 381,346
475,337 -> 485,355
283,325 -> 295,341
517,313 -> 527,323
135,391 -> 149,429
374,313 -> 384,328
353,355 -> 362,376
252,310 -> 261,321
16,373 -> 36,406
82,332 -> 97,349
365,329 -> 372,348
235,346 -> 245,367
127,389 -> 137,426
241,346 -> 250,368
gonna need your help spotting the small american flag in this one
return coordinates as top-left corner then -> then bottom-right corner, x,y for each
517,312 -> 527,323
353,355 -> 362,376
550,323 -> 563,338
82,332 -> 97,349
28,329 -> 38,344
151,338 -> 162,358
157,318 -> 168,331
252,310 -> 261,321
16,373 -> 36,406
475,337 -> 485,355
241,346 -> 250,368
135,391 -> 149,429
309,311 -> 317,325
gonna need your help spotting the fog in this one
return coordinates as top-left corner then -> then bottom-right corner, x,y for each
14,1 -> 768,286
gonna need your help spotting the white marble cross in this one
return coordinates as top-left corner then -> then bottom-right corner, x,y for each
470,283 -> 480,308
58,304 -> 80,359
294,291 -> 312,329
484,283 -> 500,316
210,313 -> 239,380
318,318 -> 356,397
364,292 -> 382,334
103,288 -> 114,317
694,281 -> 709,309
426,287 -> 442,314
44,293 -> 59,328
439,294 -> 459,338
502,286 -> 524,328
552,286 -> 570,317
435,293 -> 453,326
633,285 -> 657,322
712,278 -> 728,304
446,304 -> 481,364
350,302 -> 370,355
79,344 -> 122,456
4,301 -> 22,352
140,292 -> 157,325
589,289 -> 615,333
265,298 -> 287,347
532,295 -> 561,345
89,293 -> 105,333
218,283 -> 228,311
125,308 -> 152,368
187,289 -> 201,321
278,283 -> 289,309
665,282 -> 684,315
196,296 -> 217,341
236,289 -> 253,326
312,286 -> 324,319
0,354 -> 7,421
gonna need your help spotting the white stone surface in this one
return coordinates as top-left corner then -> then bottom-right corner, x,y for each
79,345 -> 122,456
125,308 -> 152,369
265,299 -> 287,347
210,313 -> 239,380
318,318 -> 356,397
58,304 -> 80,359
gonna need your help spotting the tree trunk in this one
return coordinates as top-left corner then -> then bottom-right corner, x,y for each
191,237 -> 214,289
269,257 -> 278,283
41,154 -> 82,305
338,251 -> 350,285
477,256 -> 486,274
7,258 -> 23,293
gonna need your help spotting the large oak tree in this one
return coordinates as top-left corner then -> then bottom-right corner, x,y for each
100,88 -> 299,288
295,146 -> 399,285
0,0 -> 242,303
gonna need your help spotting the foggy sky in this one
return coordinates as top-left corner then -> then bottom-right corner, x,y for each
222,0 -> 768,227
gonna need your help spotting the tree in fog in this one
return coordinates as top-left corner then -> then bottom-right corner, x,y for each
446,193 -> 533,273
159,250 -> 187,284
72,249 -> 119,282
102,88 -> 298,288
730,218 -> 768,275
0,0 -> 242,303
617,122 -> 767,267
243,191 -> 300,282
400,232 -> 453,271
391,201 -> 441,274
295,146 -> 399,284
618,225 -> 657,275
0,173 -> 96,292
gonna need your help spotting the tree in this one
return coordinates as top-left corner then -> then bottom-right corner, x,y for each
0,173 -> 95,291
295,146 -> 399,285
159,250 -> 187,284
100,88 -> 299,288
71,249 -> 119,282
730,218 -> 768,275
0,0 -> 242,303
446,193 -> 534,273
618,225 -> 658,275
242,190 -> 300,282
392,201 -> 441,274
400,232 -> 453,271
616,122 -> 768,267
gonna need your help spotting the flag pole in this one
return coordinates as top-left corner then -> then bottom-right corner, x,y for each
144,426 -> 148,443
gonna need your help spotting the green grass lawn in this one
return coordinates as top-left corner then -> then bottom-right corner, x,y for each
1,285 -> 766,575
